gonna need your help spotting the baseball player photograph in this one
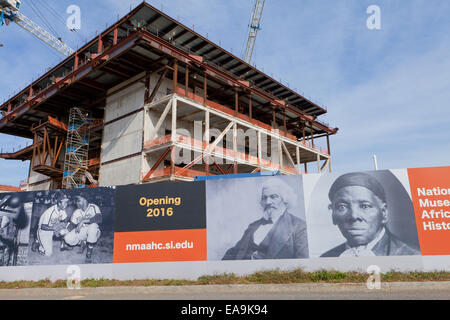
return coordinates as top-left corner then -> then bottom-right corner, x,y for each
27,187 -> 116,265
31,192 -> 70,257
61,194 -> 102,263
0,192 -> 34,266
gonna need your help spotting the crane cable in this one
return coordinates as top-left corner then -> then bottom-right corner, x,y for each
11,0 -> 63,58
39,0 -> 87,42
40,0 -> 67,26
23,0 -> 61,39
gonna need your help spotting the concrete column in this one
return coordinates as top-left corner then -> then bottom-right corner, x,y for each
205,110 -> 210,175
203,74 -> 207,105
185,66 -> 189,95
233,122 -> 237,174
278,138 -> 283,170
173,61 -> 178,93
171,98 -> 177,177
171,98 -> 177,142
257,131 -> 262,171
234,89 -> 239,116
249,93 -> 253,120
317,153 -> 321,173
326,133 -> 331,155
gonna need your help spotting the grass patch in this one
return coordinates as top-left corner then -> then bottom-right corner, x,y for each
0,269 -> 449,289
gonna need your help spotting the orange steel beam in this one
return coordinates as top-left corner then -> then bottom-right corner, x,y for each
98,34 -> 103,53
32,133 -> 37,165
326,133 -> 331,155
113,28 -> 118,45
139,2 -> 325,117
170,145 -> 176,176
2,29 -> 334,136
1,4 -> 144,113
0,31 -> 140,130
147,68 -> 168,103
42,127 -> 49,164
143,146 -> 173,181
213,161 -> 226,175
144,75 -> 151,103
52,137 -> 61,167
138,31 -> 336,134
234,88 -> 239,116
173,60 -> 178,93
0,143 -> 36,160
181,153 -> 203,172
203,73 -> 207,104
1,2 -> 330,134
249,93 -> 253,120
1,28 -> 336,140
102,65 -> 132,78
35,133 -> 43,165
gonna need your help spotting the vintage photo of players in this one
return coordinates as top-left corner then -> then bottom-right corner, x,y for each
27,187 -> 116,265
0,192 -> 34,266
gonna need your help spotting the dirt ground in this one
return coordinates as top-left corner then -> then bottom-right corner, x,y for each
26,230 -> 114,265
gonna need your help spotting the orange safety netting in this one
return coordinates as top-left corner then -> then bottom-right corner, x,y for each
88,158 -> 100,166
48,116 -> 68,131
143,135 -> 172,149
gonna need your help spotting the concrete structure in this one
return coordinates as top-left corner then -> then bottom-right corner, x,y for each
0,3 -> 338,191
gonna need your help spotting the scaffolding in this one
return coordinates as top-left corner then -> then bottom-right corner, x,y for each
62,107 -> 90,189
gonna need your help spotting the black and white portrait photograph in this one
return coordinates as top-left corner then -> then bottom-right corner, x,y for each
206,175 -> 309,261
0,191 -> 34,267
27,187 -> 116,265
304,169 -> 421,258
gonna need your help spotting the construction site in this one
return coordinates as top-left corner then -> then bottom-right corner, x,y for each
0,1 -> 338,191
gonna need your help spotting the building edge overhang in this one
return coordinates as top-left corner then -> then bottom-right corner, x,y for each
0,2 -> 337,136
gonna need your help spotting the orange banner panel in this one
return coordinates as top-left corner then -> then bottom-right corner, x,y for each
113,229 -> 207,263
408,167 -> 450,255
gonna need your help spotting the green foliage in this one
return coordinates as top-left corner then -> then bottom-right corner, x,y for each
1,269 -> 450,289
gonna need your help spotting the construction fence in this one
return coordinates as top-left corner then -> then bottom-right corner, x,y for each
0,165 -> 449,281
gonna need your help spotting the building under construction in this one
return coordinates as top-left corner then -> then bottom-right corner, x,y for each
0,2 -> 338,191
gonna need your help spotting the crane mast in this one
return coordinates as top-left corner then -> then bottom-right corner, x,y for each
0,0 -> 74,57
244,0 -> 266,64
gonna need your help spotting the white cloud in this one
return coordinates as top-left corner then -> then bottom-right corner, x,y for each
328,41 -> 450,172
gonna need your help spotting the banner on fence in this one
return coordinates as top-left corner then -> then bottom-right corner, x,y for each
0,166 -> 448,269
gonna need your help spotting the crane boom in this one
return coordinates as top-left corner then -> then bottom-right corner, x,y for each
10,10 -> 74,57
0,0 -> 74,57
244,0 -> 266,64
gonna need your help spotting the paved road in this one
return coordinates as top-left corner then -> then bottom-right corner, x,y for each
0,281 -> 449,300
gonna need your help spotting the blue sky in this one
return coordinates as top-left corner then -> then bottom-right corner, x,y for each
1,0 -> 449,186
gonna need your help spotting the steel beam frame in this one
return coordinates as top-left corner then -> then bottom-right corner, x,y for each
141,95 -> 329,181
